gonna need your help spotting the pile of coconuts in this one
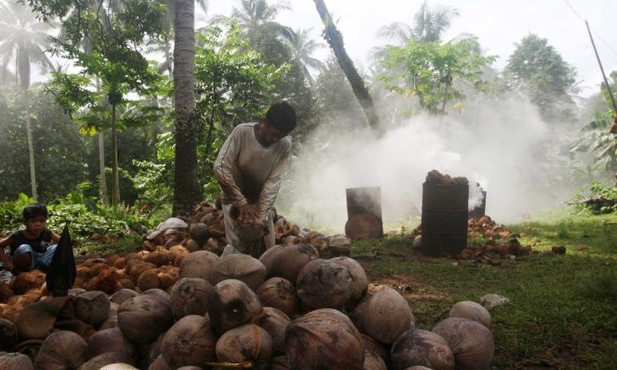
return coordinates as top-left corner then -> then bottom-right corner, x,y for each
0,203 -> 496,369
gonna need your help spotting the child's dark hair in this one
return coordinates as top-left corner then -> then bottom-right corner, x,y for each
23,203 -> 48,221
266,101 -> 297,136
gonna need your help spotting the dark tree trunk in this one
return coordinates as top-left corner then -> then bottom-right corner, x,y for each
172,0 -> 201,218
313,0 -> 380,131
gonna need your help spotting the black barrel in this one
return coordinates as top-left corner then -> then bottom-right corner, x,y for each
421,182 -> 469,257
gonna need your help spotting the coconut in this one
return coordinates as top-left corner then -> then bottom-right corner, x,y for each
160,315 -> 217,368
390,328 -> 455,370
73,290 -> 111,328
448,301 -> 492,329
328,234 -> 352,256
125,259 -> 156,282
109,289 -> 139,306
33,330 -> 88,370
257,307 -> 292,355
189,222 -> 210,247
144,248 -> 173,267
255,277 -> 299,318
0,318 -> 18,351
10,270 -> 46,294
330,256 -> 369,308
285,308 -> 365,369
169,277 -> 214,321
100,364 -> 140,370
15,296 -> 72,341
117,289 -> 173,344
271,355 -> 290,370
361,333 -> 389,363
258,245 -> 284,272
364,349 -> 388,370
208,279 -> 263,336
210,254 -> 267,291
147,354 -> 172,370
360,285 -> 415,344
0,352 -> 34,369
179,250 -> 219,282
77,352 -> 136,370
87,326 -> 137,361
268,244 -> 319,283
432,317 -> 495,370
214,324 -> 273,370
296,259 -> 353,309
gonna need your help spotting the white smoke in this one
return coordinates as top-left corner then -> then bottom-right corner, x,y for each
278,95 -> 577,232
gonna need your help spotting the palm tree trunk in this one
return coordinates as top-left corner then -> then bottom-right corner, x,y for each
313,0 -> 380,131
25,89 -> 38,201
98,132 -> 107,206
111,103 -> 120,207
172,0 -> 201,217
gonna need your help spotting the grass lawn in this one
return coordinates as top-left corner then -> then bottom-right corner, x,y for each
351,209 -> 617,370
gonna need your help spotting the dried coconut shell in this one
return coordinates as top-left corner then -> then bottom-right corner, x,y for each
255,277 -> 299,319
33,330 -> 88,370
179,250 -> 218,283
390,328 -> 455,370
0,352 -> 34,369
285,308 -> 364,370
169,277 -> 213,320
268,244 -> 319,284
449,301 -> 492,329
296,259 -> 353,310
210,253 -> 267,291
214,324 -> 273,370
0,318 -> 18,351
432,317 -> 495,370
360,285 -> 415,344
117,290 -> 173,344
160,315 -> 216,368
208,279 -> 263,336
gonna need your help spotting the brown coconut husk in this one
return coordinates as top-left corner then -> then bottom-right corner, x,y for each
358,285 -> 415,344
169,277 -> 213,321
87,326 -> 138,361
208,279 -> 263,336
210,254 -> 267,291
0,318 -> 18,351
117,290 -> 173,344
296,259 -> 353,310
78,351 -> 136,370
178,250 -> 219,283
390,328 -> 455,370
267,244 -> 319,284
255,277 -> 299,319
257,307 -> 292,356
285,308 -> 365,370
0,352 -> 34,369
330,256 -> 369,309
72,290 -> 110,328
160,315 -> 217,368
364,349 -> 388,370
448,300 -> 492,330
213,324 -> 273,370
432,318 -> 495,370
33,330 -> 88,370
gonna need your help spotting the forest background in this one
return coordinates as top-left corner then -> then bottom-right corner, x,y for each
1,0 -> 616,236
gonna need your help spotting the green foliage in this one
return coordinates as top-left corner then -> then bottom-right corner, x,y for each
378,37 -> 495,115
570,118 -> 617,179
504,34 -> 577,123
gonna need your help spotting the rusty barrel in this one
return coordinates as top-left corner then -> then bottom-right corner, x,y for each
345,186 -> 383,240
421,182 -> 469,257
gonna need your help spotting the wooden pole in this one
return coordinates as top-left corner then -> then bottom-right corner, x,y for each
586,20 -> 617,114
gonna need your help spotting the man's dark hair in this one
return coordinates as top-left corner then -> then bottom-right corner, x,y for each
266,101 -> 297,135
23,203 -> 48,221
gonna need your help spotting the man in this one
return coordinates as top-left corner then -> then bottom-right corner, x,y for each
214,101 -> 297,257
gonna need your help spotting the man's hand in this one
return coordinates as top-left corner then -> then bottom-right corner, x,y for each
238,204 -> 260,224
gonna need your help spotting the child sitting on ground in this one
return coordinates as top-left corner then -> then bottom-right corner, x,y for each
0,203 -> 61,274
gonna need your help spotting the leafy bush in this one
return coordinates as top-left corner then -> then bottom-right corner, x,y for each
573,182 -> 617,214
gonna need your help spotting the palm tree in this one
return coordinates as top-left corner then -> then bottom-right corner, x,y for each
172,0 -> 202,217
228,0 -> 293,66
377,1 -> 459,44
0,0 -> 54,201
285,27 -> 325,83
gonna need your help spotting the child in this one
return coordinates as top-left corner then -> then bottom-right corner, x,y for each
0,203 -> 61,274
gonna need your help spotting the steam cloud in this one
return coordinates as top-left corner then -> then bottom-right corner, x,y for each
278,95 -> 578,232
